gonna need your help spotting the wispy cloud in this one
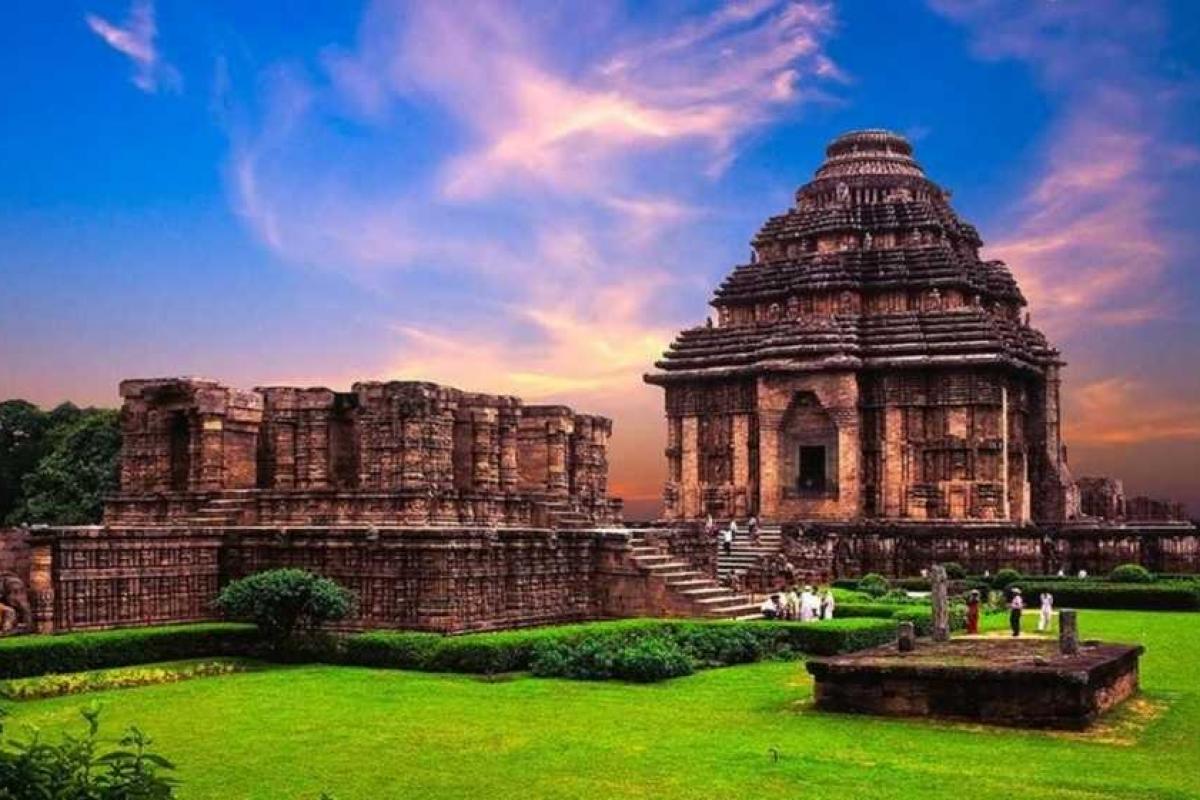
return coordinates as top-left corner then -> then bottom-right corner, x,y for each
85,0 -> 179,93
931,0 -> 1187,338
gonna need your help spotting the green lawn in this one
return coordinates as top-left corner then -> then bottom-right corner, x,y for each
4,611 -> 1199,799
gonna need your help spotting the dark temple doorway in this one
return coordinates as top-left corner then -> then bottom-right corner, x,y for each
168,412 -> 190,491
798,445 -> 827,492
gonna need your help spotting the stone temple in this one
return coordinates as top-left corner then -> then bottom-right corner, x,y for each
1,129 -> 1196,638
646,129 -> 1075,525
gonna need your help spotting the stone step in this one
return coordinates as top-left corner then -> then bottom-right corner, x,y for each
677,586 -> 730,599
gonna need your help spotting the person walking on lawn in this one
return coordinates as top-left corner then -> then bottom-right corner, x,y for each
1009,587 -> 1025,637
965,589 -> 981,634
1038,590 -> 1054,632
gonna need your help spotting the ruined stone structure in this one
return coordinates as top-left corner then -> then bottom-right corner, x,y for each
647,130 -> 1076,524
106,378 -> 619,528
12,378 -> 763,634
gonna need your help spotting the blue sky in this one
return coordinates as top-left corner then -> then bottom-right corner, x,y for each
2,0 -> 1199,514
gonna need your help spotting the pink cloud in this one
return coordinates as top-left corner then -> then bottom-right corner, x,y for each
321,0 -> 838,199
85,0 -> 179,93
1067,378 -> 1200,445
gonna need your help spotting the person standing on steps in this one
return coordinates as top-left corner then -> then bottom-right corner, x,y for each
1037,590 -> 1054,632
722,523 -> 734,557
748,515 -> 760,545
1009,587 -> 1024,637
704,514 -> 714,538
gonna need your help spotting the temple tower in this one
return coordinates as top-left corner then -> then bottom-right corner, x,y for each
645,129 -> 1074,524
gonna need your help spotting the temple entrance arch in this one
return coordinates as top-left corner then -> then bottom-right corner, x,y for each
780,392 -> 838,499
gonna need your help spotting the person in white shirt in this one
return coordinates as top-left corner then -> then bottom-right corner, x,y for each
821,588 -> 836,620
1009,587 -> 1025,637
760,594 -> 780,620
1037,591 -> 1054,632
721,525 -> 734,557
800,586 -> 817,622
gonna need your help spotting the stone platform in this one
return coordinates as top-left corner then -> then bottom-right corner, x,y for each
806,638 -> 1143,729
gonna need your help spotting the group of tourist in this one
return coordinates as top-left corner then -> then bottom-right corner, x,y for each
965,587 -> 1056,636
759,586 -> 835,621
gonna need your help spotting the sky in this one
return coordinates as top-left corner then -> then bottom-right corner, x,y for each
1,0 -> 1199,519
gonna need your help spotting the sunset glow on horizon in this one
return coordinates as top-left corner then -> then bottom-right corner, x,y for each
2,0 -> 1199,518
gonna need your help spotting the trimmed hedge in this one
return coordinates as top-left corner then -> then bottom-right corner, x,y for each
834,603 -> 967,636
340,618 -> 896,679
0,623 -> 259,680
1018,581 -> 1200,611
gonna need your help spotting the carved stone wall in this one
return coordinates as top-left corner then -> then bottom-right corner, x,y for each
107,378 -> 620,529
28,526 -> 663,634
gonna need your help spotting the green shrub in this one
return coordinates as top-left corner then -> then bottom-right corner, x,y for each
1109,564 -> 1154,584
0,623 -> 258,680
615,639 -> 695,682
830,587 -> 871,603
216,569 -> 354,651
0,706 -> 177,798
338,618 -> 897,681
893,577 -> 931,591
942,562 -> 966,580
992,568 -> 1022,589
1018,580 -> 1200,611
858,573 -> 890,598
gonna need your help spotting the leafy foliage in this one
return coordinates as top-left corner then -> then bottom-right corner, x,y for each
0,400 -> 50,523
0,705 -> 176,799
215,570 -> 354,650
1109,563 -> 1154,584
992,568 -> 1023,589
10,409 -> 121,525
858,573 -> 890,598
941,562 -> 966,580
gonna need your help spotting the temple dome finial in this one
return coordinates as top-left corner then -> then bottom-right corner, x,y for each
816,129 -> 925,179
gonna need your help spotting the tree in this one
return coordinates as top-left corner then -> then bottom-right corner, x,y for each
10,409 -> 120,525
0,400 -> 50,522
215,569 -> 354,651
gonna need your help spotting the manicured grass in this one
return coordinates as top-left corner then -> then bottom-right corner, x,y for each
4,611 -> 1199,799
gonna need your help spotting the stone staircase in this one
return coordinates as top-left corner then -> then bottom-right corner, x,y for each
717,524 -> 783,582
628,532 -> 760,619
539,499 -> 594,529
189,493 -> 250,526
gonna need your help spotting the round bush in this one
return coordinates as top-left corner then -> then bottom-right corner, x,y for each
859,573 -> 890,598
611,639 -> 694,682
1109,563 -> 1154,584
941,562 -> 966,580
215,569 -> 354,650
992,568 -> 1022,589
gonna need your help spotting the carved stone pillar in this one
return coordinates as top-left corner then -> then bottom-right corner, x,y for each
731,414 -> 751,517
680,416 -> 700,518
472,409 -> 499,493
401,416 -> 425,490
28,541 -> 55,634
882,406 -> 904,517
499,409 -> 519,492
547,423 -> 569,496
197,414 -> 225,491
757,410 -> 784,519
